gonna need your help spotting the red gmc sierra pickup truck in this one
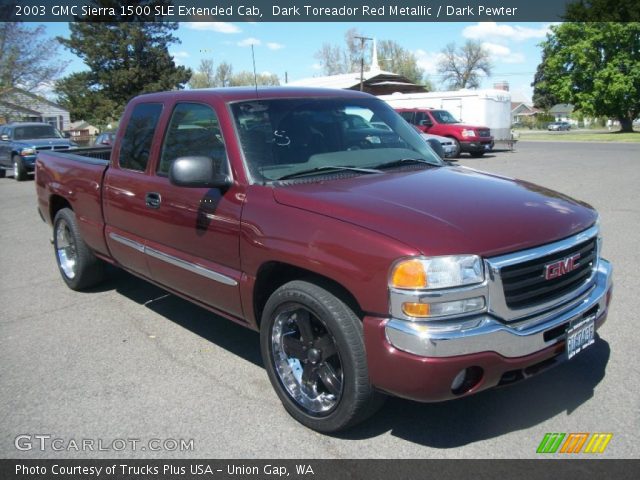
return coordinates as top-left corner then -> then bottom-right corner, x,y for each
35,87 -> 613,433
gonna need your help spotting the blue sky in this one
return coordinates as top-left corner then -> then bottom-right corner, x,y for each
44,21 -> 555,103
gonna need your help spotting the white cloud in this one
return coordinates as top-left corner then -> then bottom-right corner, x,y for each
482,42 -> 525,64
463,22 -> 551,43
266,42 -> 284,51
186,22 -> 241,34
414,49 -> 445,75
311,63 -> 322,71
238,37 -> 261,47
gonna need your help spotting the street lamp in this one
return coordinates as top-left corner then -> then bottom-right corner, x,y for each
354,35 -> 372,91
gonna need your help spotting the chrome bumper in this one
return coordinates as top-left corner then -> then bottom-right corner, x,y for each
385,259 -> 612,358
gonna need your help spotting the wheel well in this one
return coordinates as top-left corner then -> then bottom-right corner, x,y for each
50,195 -> 72,222
253,262 -> 364,326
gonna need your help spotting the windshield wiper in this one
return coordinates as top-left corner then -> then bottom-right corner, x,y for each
278,165 -> 382,181
372,158 -> 440,170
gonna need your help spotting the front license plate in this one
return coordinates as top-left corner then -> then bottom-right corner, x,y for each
484,144 -> 491,150
566,316 -> 595,360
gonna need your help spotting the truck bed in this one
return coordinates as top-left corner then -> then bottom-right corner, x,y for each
36,147 -> 112,258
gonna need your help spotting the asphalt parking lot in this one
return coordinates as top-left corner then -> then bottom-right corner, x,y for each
1,141 -> 638,459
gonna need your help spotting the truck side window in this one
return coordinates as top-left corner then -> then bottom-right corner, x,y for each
119,103 -> 162,172
158,103 -> 227,176
399,111 -> 415,124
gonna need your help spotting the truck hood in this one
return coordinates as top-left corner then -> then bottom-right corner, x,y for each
16,138 -> 74,148
451,123 -> 489,131
273,166 -> 597,257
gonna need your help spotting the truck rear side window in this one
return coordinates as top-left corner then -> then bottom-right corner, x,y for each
119,103 -> 162,172
158,103 -> 227,176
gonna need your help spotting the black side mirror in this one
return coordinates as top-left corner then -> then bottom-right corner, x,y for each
63,132 -> 71,138
419,119 -> 432,127
169,156 -> 231,189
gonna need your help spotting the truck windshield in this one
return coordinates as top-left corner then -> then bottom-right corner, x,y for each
431,110 -> 460,124
13,125 -> 62,140
230,97 -> 442,182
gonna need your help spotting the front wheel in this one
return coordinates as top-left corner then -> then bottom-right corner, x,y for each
53,208 -> 105,290
13,155 -> 27,181
260,280 -> 384,433
450,138 -> 462,158
470,151 -> 485,158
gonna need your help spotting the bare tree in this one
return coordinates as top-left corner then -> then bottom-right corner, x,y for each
313,43 -> 348,75
0,23 -> 69,92
437,40 -> 492,89
215,62 -> 233,87
188,59 -> 216,89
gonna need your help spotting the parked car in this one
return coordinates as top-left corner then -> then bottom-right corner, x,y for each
36,88 -> 612,433
548,121 -> 571,131
93,131 -> 116,146
396,108 -> 494,157
0,122 -> 77,181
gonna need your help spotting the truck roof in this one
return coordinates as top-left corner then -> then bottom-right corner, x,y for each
134,86 -> 375,103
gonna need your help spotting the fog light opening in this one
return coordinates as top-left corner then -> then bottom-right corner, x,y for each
451,366 -> 484,395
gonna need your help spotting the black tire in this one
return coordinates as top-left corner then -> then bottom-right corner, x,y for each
470,151 -> 485,158
450,138 -> 462,158
260,280 -> 384,433
53,208 -> 105,290
13,155 -> 27,181
0,168 -> 5,178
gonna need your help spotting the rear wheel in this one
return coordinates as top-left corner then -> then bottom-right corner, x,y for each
260,280 -> 384,432
53,208 -> 105,290
0,168 -> 5,178
13,155 -> 27,181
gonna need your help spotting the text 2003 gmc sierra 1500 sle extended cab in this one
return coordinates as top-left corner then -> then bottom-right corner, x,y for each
36,88 -> 613,432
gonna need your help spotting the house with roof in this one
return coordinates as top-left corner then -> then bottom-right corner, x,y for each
0,87 -> 70,131
287,41 -> 427,95
511,102 -> 541,125
549,103 -> 575,123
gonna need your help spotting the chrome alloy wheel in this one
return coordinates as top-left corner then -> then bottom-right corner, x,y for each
271,306 -> 343,415
55,219 -> 77,279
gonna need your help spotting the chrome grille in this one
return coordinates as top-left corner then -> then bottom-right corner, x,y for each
501,238 -> 597,309
486,225 -> 599,323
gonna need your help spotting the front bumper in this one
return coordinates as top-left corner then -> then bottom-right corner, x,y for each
20,155 -> 37,171
365,259 -> 612,402
460,140 -> 494,152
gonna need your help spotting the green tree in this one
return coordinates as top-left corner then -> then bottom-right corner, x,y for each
536,22 -> 640,132
437,41 -> 492,89
229,71 -> 280,87
531,50 -> 558,110
564,0 -> 640,21
0,23 -> 68,91
55,5 -> 191,125
378,40 -> 426,85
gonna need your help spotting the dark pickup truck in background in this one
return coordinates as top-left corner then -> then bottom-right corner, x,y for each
35,87 -> 612,432
0,122 -> 77,180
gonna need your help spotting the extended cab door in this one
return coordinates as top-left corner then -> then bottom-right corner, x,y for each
110,100 -> 244,318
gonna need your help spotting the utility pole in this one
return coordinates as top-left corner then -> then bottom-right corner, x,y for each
354,35 -> 372,91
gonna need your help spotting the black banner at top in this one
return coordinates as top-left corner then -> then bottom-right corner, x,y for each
1,0 -> 639,23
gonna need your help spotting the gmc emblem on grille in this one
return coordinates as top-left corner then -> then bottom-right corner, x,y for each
544,253 -> 581,280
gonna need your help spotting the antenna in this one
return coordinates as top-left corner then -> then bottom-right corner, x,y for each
251,44 -> 259,98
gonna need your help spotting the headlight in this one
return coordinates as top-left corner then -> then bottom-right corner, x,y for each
461,129 -> 477,138
20,147 -> 37,156
390,255 -> 484,290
